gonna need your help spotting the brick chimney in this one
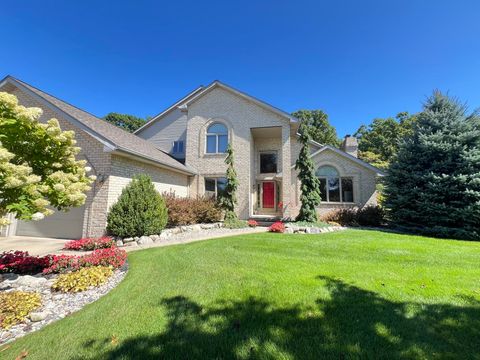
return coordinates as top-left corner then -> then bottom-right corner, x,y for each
341,135 -> 358,158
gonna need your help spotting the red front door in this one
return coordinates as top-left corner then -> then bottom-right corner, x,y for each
262,182 -> 275,208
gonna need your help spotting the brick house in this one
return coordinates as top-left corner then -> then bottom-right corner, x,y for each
0,76 -> 383,239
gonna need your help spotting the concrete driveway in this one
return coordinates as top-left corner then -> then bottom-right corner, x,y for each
0,236 -> 71,256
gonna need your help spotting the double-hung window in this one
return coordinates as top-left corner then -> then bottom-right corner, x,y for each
205,177 -> 227,199
206,123 -> 228,153
316,166 -> 354,203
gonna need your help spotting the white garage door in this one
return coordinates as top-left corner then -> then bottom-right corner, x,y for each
16,206 -> 85,239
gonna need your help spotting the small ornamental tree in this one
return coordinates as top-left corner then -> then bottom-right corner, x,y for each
385,91 -> 480,240
106,174 -> 168,237
0,92 -> 94,226
218,144 -> 239,221
295,120 -> 322,223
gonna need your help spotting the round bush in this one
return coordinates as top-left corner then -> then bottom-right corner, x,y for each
107,174 -> 168,237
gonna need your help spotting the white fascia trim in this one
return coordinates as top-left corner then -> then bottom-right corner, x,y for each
184,81 -> 298,123
134,86 -> 205,134
4,77 -> 118,151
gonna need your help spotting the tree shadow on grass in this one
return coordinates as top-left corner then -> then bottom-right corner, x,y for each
78,276 -> 480,359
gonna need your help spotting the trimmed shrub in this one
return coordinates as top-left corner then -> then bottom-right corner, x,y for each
64,237 -> 115,251
0,251 -> 51,275
322,205 -> 385,227
224,216 -> 248,229
107,174 -> 168,237
163,193 -> 222,227
322,208 -> 358,226
268,221 -> 286,233
52,266 -> 113,293
0,291 -> 41,329
43,248 -> 127,274
357,205 -> 385,227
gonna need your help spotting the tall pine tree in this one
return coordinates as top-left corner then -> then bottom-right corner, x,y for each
218,144 -> 239,221
385,91 -> 480,240
295,121 -> 322,222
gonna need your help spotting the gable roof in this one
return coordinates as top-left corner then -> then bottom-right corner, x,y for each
135,80 -> 298,131
134,85 -> 205,134
0,76 -> 195,175
308,145 -> 386,175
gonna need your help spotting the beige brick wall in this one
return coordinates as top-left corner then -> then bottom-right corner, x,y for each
1,84 -> 111,238
107,155 -> 189,210
185,87 -> 293,219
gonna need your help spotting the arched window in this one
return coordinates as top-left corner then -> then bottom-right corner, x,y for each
316,165 -> 354,203
206,123 -> 228,153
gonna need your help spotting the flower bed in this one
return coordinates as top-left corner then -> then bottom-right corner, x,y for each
0,251 -> 52,275
268,221 -> 286,233
64,237 -> 115,251
43,248 -> 127,274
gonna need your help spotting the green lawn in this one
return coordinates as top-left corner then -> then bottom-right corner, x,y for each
2,229 -> 480,359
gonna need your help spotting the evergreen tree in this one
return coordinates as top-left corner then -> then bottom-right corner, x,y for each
385,91 -> 480,240
218,144 -> 239,220
107,174 -> 168,237
295,121 -> 322,222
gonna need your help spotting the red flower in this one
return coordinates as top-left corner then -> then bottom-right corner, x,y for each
64,236 -> 115,251
268,221 -> 286,233
247,219 -> 258,228
0,251 -> 52,275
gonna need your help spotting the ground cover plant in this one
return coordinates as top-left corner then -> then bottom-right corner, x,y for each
64,237 -> 115,251
2,229 -> 480,359
0,251 -> 51,275
0,291 -> 41,329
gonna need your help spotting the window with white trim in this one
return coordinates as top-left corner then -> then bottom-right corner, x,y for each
316,166 -> 354,203
205,177 -> 227,199
172,141 -> 184,154
206,123 -> 228,153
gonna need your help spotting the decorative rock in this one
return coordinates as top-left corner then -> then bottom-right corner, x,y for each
150,235 -> 160,242
123,241 -> 139,247
123,237 -> 135,243
29,311 -> 48,322
200,224 -> 215,230
14,275 -> 47,288
116,240 -> 124,247
137,236 -> 153,245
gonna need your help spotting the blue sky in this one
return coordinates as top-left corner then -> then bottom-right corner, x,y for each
2,0 -> 480,136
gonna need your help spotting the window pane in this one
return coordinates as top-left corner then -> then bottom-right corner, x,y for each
205,178 -> 216,192
316,166 -> 339,177
173,142 -> 178,153
319,178 -> 327,201
341,178 -> 354,202
207,123 -> 227,134
206,135 -> 217,153
328,177 -> 340,202
218,135 -> 228,153
216,178 -> 227,198
260,153 -> 277,173
178,141 -> 184,153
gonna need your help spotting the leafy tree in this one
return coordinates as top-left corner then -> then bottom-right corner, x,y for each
354,112 -> 417,168
0,92 -> 93,226
384,91 -> 480,240
107,174 -> 168,237
218,144 -> 239,221
295,121 -> 322,222
102,112 -> 146,133
292,110 -> 340,146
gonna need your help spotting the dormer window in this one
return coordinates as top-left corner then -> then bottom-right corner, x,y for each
206,123 -> 228,153
172,141 -> 184,154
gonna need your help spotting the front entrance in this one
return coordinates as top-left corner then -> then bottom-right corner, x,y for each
262,181 -> 275,208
